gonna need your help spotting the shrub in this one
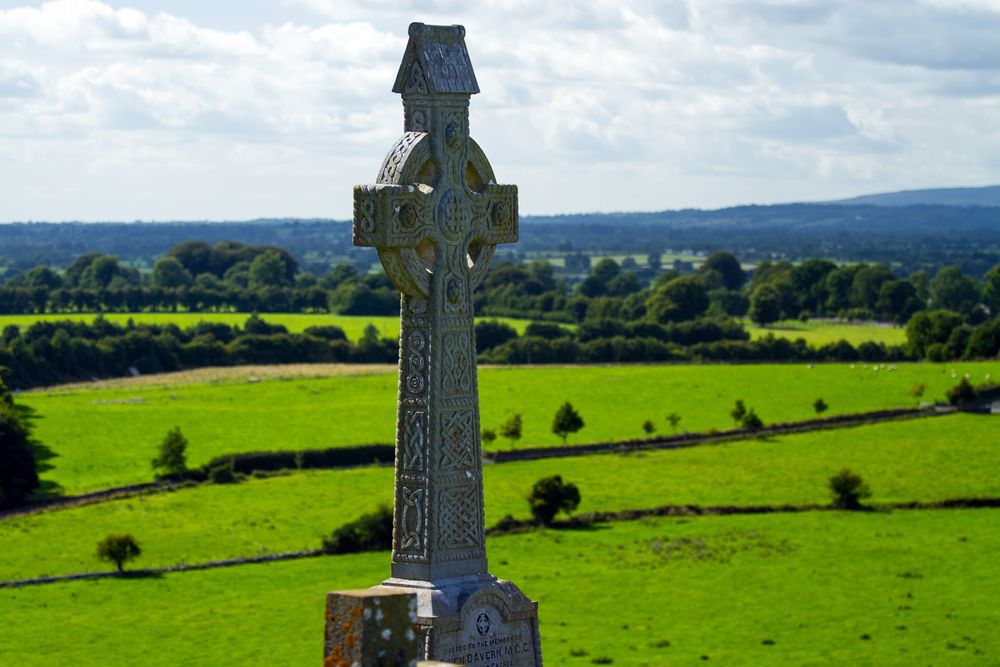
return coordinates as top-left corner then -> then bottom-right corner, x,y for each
208,458 -> 238,484
96,534 -> 142,572
665,412 -> 681,433
322,505 -> 393,554
741,408 -> 763,431
910,382 -> 926,398
152,426 -> 188,479
829,468 -> 872,510
813,398 -> 828,415
528,475 -> 581,525
642,419 -> 656,436
481,428 -> 497,445
946,377 -> 976,405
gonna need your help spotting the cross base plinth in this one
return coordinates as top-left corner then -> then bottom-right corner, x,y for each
381,574 -> 542,666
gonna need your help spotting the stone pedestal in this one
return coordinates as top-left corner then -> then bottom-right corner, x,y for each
324,589 -> 420,666
382,575 -> 541,666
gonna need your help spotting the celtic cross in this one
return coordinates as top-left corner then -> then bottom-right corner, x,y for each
353,23 -> 518,582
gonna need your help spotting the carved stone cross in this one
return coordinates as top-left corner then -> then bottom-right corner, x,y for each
354,23 -> 517,582
341,23 -> 541,665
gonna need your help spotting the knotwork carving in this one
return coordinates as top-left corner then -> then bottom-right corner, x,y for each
404,60 -> 428,94
440,410 -> 475,470
402,409 -> 426,471
399,486 -> 425,552
405,330 -> 427,394
438,485 -> 481,550
437,189 -> 469,242
442,331 -> 472,396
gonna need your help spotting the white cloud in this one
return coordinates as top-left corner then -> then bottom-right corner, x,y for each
0,0 -> 998,221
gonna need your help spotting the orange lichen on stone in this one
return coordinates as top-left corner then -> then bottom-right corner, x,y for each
351,605 -> 364,619
346,633 -> 356,649
341,621 -> 352,634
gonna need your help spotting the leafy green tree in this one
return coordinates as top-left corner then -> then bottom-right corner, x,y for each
475,320 -> 518,353
23,266 -> 62,290
96,534 -> 142,572
151,256 -> 193,289
875,280 -> 923,324
481,428 -> 497,445
0,383 -> 38,509
813,398 -> 829,415
981,263 -> 1000,316
151,426 -> 188,479
850,264 -> 895,311
552,401 -> 585,444
700,252 -> 746,290
829,469 -> 871,510
666,412 -> 681,433
499,414 -> 523,448
730,399 -> 747,427
642,419 -> 656,436
905,309 -> 963,358
646,276 -> 709,323
248,249 -> 294,289
930,266 -> 979,314
748,285 -> 782,325
527,475 -> 581,525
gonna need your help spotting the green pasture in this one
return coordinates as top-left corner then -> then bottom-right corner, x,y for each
745,319 -> 907,346
3,414 -> 997,582
0,312 -> 537,343
1,509 -> 996,665
20,361 -> 1000,494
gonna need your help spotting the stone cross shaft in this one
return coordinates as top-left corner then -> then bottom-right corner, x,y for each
353,23 -> 518,582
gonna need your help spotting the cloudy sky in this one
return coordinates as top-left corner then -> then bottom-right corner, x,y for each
1,0 -> 999,221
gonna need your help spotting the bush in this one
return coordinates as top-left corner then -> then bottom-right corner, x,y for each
322,505 -> 393,554
741,408 -> 764,431
813,398 -> 828,415
642,419 -> 656,436
829,468 -> 872,510
96,534 -> 142,572
528,475 -> 581,525
499,414 -> 523,447
946,377 -> 976,405
208,457 -> 238,484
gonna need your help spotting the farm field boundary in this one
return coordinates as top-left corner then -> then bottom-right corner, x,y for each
3,496 -> 996,590
488,405 -> 954,463
3,405 -> 954,520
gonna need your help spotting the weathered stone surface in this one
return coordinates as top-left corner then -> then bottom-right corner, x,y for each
332,22 -> 541,665
324,588 -> 421,666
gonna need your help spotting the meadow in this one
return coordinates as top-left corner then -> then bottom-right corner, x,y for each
0,312 -> 537,342
3,414 -> 997,582
0,509 -> 996,665
745,318 -> 907,346
20,361 -> 1000,494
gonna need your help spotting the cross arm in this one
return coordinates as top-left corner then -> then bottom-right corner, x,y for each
472,184 -> 518,246
353,183 -> 435,249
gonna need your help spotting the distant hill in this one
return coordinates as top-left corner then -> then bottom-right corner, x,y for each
829,185 -> 1000,207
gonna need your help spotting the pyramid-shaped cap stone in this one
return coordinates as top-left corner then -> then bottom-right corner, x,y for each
392,22 -> 480,95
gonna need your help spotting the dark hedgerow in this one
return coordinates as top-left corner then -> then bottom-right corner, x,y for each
322,505 -> 394,554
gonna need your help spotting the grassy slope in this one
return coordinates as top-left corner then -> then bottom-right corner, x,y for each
0,312 -> 537,342
20,361 -> 1000,494
0,509 -> 996,666
745,319 -> 907,346
3,414 -> 997,582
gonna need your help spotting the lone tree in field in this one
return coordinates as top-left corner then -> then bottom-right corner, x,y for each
528,475 -> 581,525
481,428 -> 497,446
829,468 -> 872,510
666,412 -> 682,434
642,419 -> 656,436
0,378 -> 39,510
96,534 -> 142,572
741,408 -> 764,431
813,398 -> 829,415
151,426 -> 188,479
551,401 -> 584,444
730,399 -> 747,427
499,414 -> 523,448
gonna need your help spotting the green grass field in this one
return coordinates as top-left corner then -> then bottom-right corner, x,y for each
3,414 -> 996,582
1,509 -> 996,665
20,361 -> 1000,495
0,312 -> 538,343
745,319 -> 908,346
